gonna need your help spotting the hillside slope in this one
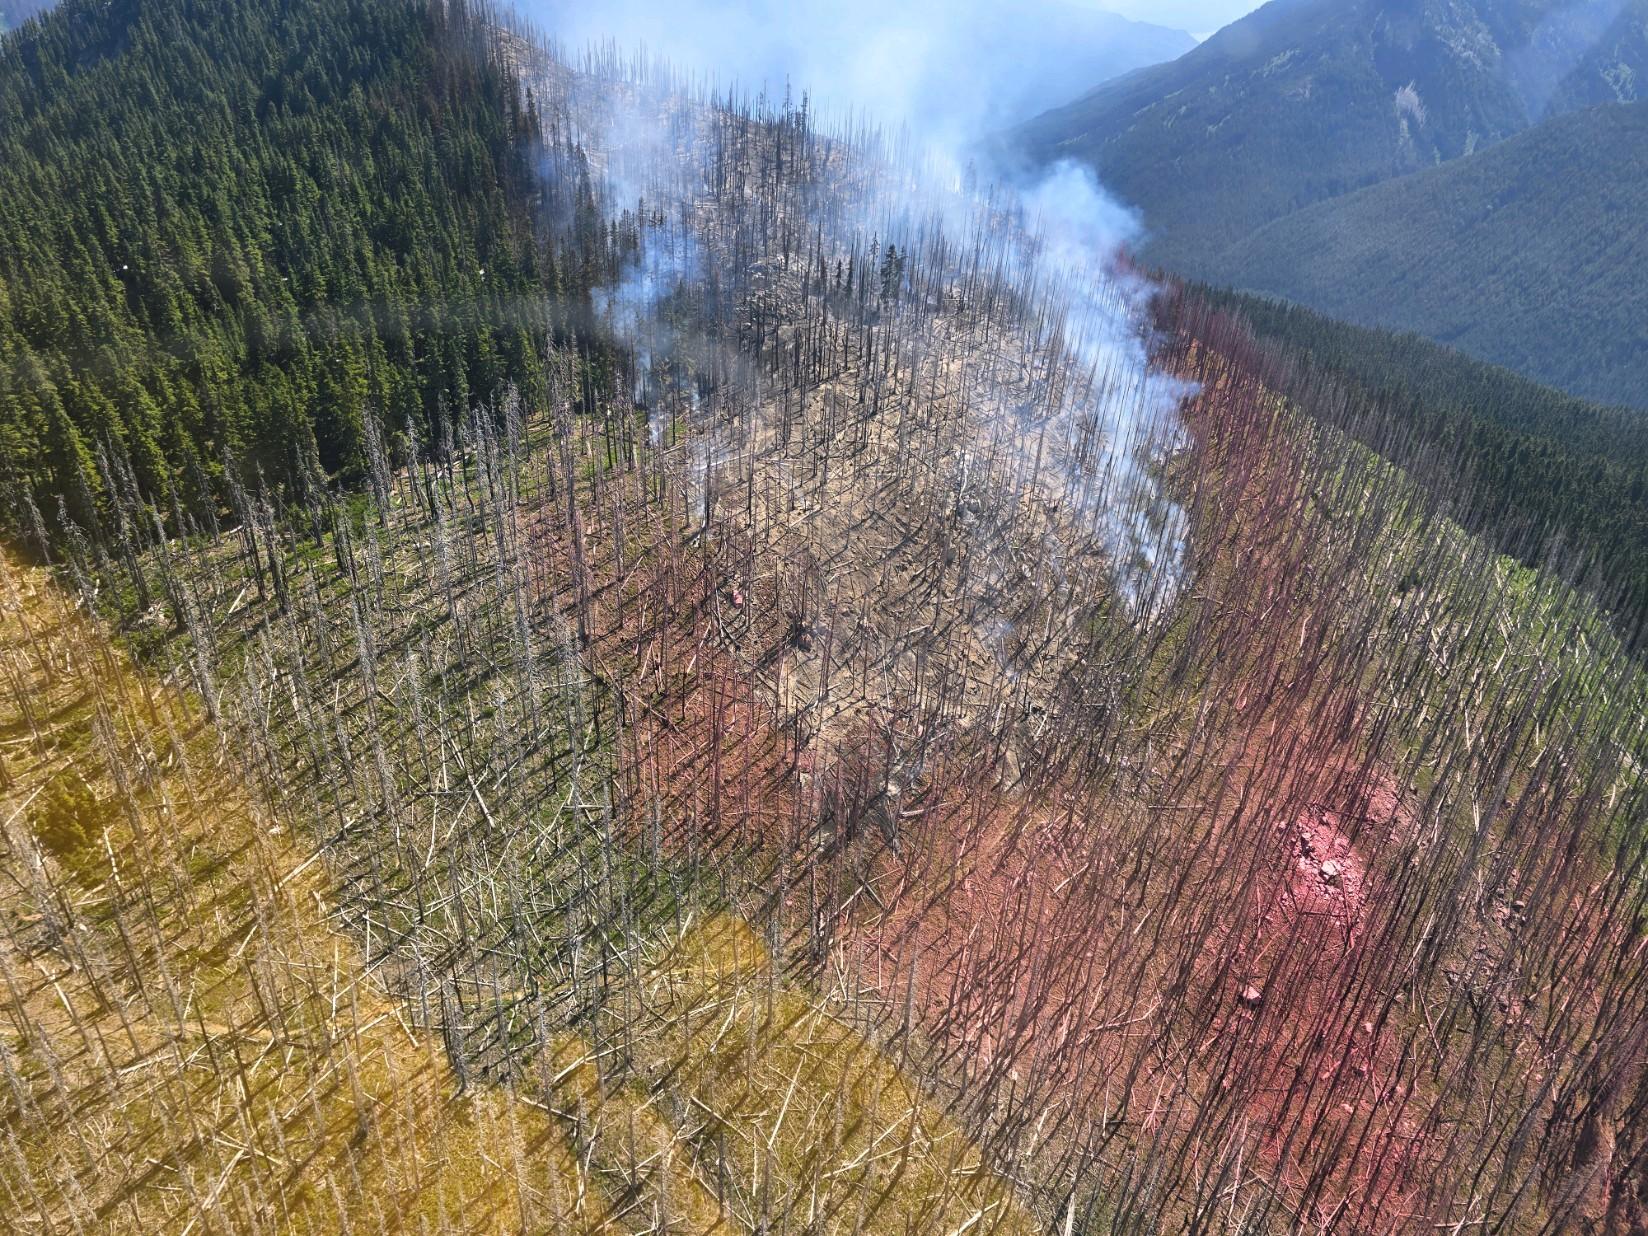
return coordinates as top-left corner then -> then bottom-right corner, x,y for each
1012,0 -> 1648,270
1203,100 -> 1648,405
0,544 -> 1041,1234
7,0 -> 1648,1232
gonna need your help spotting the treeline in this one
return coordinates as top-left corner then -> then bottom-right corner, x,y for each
0,0 -> 554,547
1183,285 -> 1648,648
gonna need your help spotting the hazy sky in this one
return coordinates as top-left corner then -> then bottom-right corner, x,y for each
529,0 -> 1262,149
1098,0 -> 1271,37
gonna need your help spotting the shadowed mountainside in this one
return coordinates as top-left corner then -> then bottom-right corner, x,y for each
1201,100 -> 1648,406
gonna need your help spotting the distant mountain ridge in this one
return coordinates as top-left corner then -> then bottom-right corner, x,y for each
545,0 -> 1197,134
1012,0 -> 1648,403
1018,0 -> 1647,267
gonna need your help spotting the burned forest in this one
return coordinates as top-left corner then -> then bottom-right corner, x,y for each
3,3 -> 1648,1234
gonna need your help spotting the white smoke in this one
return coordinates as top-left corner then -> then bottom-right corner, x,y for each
593,217 -> 701,425
1017,161 -> 1194,614
519,0 -> 1198,617
533,0 -> 1196,142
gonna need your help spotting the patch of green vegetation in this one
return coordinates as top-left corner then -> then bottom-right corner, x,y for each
1302,401 -> 1648,852
29,766 -> 109,872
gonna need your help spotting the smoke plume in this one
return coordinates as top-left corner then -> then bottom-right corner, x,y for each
515,0 -> 1197,617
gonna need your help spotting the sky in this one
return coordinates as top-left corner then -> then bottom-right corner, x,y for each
1097,0 -> 1271,38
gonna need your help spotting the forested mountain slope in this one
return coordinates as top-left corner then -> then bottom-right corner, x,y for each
0,0 -> 546,540
1201,100 -> 1648,407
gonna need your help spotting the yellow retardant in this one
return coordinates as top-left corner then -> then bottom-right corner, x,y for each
628,914 -> 1038,1235
0,555 -> 612,1235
